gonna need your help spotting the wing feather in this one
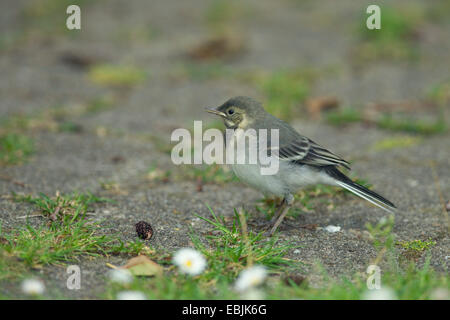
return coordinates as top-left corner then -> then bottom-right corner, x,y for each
277,138 -> 350,169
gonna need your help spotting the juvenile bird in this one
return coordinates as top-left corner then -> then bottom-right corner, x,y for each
206,96 -> 397,236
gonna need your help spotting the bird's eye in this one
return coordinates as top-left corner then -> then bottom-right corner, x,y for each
227,108 -> 234,115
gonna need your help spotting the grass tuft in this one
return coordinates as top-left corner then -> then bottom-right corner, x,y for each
12,191 -> 111,222
397,239 -> 436,252
0,133 -> 34,165
191,207 -> 301,281
397,239 -> 436,260
372,136 -> 422,151
427,80 -> 450,107
0,192 -> 144,281
88,64 -> 146,87
377,115 -> 447,135
326,107 -> 363,126
0,220 -> 115,269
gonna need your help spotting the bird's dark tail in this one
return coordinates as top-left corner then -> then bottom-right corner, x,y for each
324,166 -> 397,214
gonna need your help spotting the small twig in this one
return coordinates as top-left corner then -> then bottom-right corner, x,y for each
196,177 -> 204,192
16,214 -> 44,219
371,247 -> 387,266
0,175 -> 27,188
16,212 -> 96,219
106,263 -> 118,269
238,208 -> 253,267
50,206 -> 61,221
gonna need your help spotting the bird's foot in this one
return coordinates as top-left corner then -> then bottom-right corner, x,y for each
262,228 -> 275,237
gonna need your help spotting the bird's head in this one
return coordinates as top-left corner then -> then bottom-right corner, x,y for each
205,96 -> 264,129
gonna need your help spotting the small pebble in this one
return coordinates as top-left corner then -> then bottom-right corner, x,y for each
324,225 -> 341,233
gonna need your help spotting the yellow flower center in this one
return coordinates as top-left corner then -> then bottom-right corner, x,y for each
185,260 -> 192,268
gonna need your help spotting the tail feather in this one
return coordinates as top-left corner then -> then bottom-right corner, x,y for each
324,166 -> 397,214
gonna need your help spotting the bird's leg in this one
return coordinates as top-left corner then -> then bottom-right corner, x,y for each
267,194 -> 294,236
268,204 -> 291,236
269,198 -> 287,224
253,198 -> 285,228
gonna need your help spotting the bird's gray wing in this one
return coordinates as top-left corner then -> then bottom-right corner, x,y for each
258,114 -> 350,169
270,133 -> 350,169
291,138 -> 351,169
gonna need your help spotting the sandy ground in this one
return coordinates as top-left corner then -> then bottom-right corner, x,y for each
0,0 -> 448,298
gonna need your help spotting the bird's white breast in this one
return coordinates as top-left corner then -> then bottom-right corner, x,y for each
230,162 -> 286,196
227,128 -> 286,196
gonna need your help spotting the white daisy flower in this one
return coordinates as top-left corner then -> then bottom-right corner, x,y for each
430,288 -> 449,300
116,290 -> 147,300
173,248 -> 207,276
108,269 -> 133,284
362,287 -> 397,300
235,265 -> 267,292
21,278 -> 45,296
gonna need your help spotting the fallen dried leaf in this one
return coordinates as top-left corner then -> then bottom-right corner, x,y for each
306,97 -> 339,118
187,35 -> 245,61
196,177 -> 204,192
300,224 -> 318,231
59,52 -> 99,69
111,155 -> 126,164
120,255 -> 163,276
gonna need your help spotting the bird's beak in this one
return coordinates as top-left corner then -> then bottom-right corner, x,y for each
204,107 -> 226,117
